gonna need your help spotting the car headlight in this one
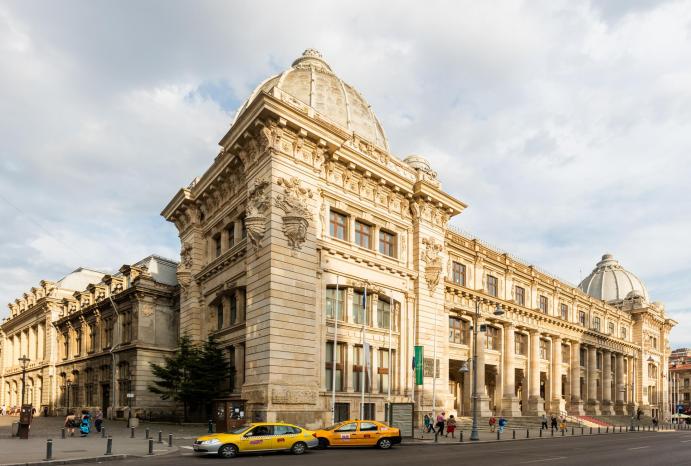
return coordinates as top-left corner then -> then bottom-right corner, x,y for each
200,438 -> 221,445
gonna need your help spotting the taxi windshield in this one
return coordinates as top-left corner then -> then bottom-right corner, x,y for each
226,425 -> 251,434
322,424 -> 340,431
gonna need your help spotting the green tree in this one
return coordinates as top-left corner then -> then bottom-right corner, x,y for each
192,335 -> 228,419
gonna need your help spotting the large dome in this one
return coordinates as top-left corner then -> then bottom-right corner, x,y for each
234,49 -> 389,151
578,254 -> 649,303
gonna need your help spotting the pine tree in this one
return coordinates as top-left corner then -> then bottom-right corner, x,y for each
193,335 -> 228,419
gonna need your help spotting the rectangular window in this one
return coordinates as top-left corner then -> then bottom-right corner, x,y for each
75,328 -> 82,356
354,221 -> 372,249
608,322 -> 615,335
560,304 -> 568,320
214,234 -> 222,257
621,326 -> 627,339
228,223 -> 235,248
229,293 -> 237,324
378,230 -> 395,257
378,349 -> 394,394
352,345 -> 371,392
352,291 -> 366,325
241,217 -> 247,239
228,346 -> 236,391
217,303 -> 224,330
329,210 -> 347,240
122,311 -> 132,343
515,286 -> 525,306
452,262 -> 466,286
580,348 -> 587,367
326,287 -> 346,320
539,295 -> 548,314
485,326 -> 500,351
376,299 -> 390,329
62,332 -> 69,360
487,275 -> 498,297
325,342 -> 345,391
515,332 -> 527,355
579,311 -> 586,327
540,339 -> 550,360
593,316 -> 601,332
449,317 -> 469,345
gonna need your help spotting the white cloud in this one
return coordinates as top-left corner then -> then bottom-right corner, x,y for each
1,0 -> 690,346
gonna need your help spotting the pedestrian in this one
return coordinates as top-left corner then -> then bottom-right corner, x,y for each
498,416 -> 507,434
540,414 -> 548,430
550,414 -> 558,430
79,410 -> 91,437
1,404 -> 5,416
64,411 -> 77,437
652,416 -> 658,428
559,419 -> 566,433
43,406 -> 48,417
94,409 -> 104,433
435,412 -> 446,435
489,415 -> 497,433
636,409 -> 642,421
446,415 -> 457,438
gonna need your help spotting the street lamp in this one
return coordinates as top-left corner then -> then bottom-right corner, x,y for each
469,298 -> 504,441
18,355 -> 30,406
66,379 -> 72,413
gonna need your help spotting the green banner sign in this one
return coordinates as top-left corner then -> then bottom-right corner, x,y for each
414,346 -> 424,385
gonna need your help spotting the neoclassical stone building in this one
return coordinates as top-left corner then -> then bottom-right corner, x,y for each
1,256 -> 179,418
153,49 -> 672,427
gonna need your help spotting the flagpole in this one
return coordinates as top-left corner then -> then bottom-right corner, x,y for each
331,276 -> 339,425
388,295 -> 392,402
361,285 -> 367,419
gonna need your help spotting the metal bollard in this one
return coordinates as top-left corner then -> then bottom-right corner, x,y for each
598,427 -> 601,435
527,428 -> 530,438
131,427 -> 135,438
497,431 -> 500,440
513,429 -> 516,439
45,439 -> 53,461
208,419 -> 213,433
619,425 -> 622,433
146,428 -> 150,439
551,428 -> 554,437
168,433 -> 173,448
102,427 -> 106,438
158,431 -> 163,444
148,439 -> 154,455
590,427 -> 593,435
637,425 -> 640,432
606,426 -> 609,433
571,427 -> 574,435
434,431 -> 438,442
105,436 -> 113,456
581,427 -> 584,435
460,431 -> 463,442
539,428 -> 542,437
61,428 -> 66,439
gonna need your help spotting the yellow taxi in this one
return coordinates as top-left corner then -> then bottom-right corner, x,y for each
193,422 -> 319,458
314,420 -> 402,449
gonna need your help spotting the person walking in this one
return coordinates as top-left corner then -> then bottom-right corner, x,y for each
541,414 -> 548,430
559,418 -> 567,433
550,414 -> 558,431
446,415 -> 457,438
498,416 -> 507,434
435,412 -> 446,435
94,409 -> 104,433
64,411 -> 77,437
79,410 -> 91,437
489,415 -> 497,432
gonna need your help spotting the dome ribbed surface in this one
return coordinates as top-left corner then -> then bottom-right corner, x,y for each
234,49 -> 389,151
578,254 -> 649,303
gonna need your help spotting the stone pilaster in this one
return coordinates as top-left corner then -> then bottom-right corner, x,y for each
501,323 -> 521,416
551,335 -> 565,414
601,350 -> 613,415
569,341 -> 584,415
526,329 -> 544,416
585,345 -> 600,415
614,353 -> 626,415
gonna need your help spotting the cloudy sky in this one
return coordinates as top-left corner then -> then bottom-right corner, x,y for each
1,0 -> 690,346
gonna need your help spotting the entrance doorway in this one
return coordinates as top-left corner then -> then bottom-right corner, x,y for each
101,384 -> 110,413
335,402 -> 349,422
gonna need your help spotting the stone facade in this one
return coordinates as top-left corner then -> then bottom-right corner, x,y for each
161,50 -> 677,428
0,256 -> 179,418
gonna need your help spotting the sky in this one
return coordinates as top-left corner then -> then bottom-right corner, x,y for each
1,0 -> 690,346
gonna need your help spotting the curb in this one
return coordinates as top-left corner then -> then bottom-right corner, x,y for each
399,429 -> 649,446
2,454 -> 129,466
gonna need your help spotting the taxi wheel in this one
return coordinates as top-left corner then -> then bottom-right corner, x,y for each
218,444 -> 238,458
377,438 -> 393,449
291,441 -> 307,455
317,438 -> 329,449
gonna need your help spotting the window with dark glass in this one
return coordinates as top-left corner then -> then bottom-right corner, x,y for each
230,293 -> 237,325
621,326 -> 627,339
515,332 -> 527,355
608,322 -> 615,335
449,317 -> 469,345
352,291 -> 366,324
539,295 -> 548,313
579,311 -> 586,326
214,234 -> 222,257
330,210 -> 347,240
326,341 -> 345,391
241,217 -> 247,239
485,326 -> 500,350
452,262 -> 466,286
355,221 -> 372,249
376,299 -> 390,329
228,223 -> 235,248
593,316 -> 601,332
540,339 -> 550,360
560,304 -> 568,320
378,349 -> 394,394
580,348 -> 587,367
515,286 -> 525,305
487,275 -> 498,297
379,230 -> 395,257
216,302 -> 224,330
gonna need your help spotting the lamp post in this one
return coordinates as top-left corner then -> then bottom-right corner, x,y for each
462,298 -> 504,441
66,379 -> 72,413
18,355 -> 30,406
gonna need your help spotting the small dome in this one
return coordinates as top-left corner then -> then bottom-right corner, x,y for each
403,155 -> 432,171
578,253 -> 649,303
234,49 -> 389,151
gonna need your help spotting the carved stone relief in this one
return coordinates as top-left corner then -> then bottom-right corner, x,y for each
421,238 -> 444,295
275,177 -> 313,250
245,178 -> 271,250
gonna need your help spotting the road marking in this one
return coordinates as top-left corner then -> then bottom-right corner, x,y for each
681,440 -> 691,443
628,446 -> 649,450
520,457 -> 567,463
180,446 -> 193,449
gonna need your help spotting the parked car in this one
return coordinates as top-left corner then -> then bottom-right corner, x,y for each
193,422 -> 318,458
313,420 -> 402,449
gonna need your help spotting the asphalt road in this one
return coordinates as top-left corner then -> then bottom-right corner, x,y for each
80,431 -> 691,466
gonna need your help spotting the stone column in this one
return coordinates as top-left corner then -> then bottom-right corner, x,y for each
501,323 -> 521,416
601,350 -> 613,414
475,328 -> 492,416
614,353 -> 625,414
526,330 -> 544,415
551,335 -> 565,414
586,345 -> 600,415
569,341 -> 584,415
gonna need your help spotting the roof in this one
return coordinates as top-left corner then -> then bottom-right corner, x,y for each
577,253 -> 649,303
